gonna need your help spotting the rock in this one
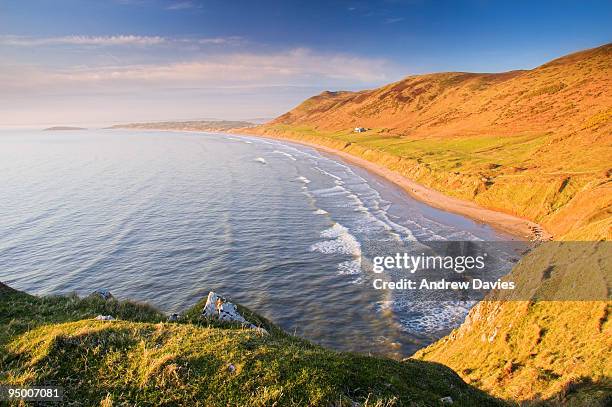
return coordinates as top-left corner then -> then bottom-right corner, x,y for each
94,315 -> 115,321
227,364 -> 235,373
440,396 -> 453,404
201,291 -> 267,334
202,292 -> 221,318
91,289 -> 113,300
253,327 -> 269,336
218,301 -> 249,325
168,313 -> 179,322
203,292 -> 248,324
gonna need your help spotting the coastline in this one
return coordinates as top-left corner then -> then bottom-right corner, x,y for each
228,130 -> 551,241
110,125 -> 551,241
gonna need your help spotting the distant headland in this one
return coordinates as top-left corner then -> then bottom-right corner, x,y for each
43,126 -> 87,131
111,120 -> 255,132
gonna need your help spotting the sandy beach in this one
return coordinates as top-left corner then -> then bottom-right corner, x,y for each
230,131 -> 552,241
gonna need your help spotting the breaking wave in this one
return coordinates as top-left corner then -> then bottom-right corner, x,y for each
273,150 -> 297,160
310,223 -> 362,258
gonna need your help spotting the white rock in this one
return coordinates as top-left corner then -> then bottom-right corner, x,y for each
440,396 -> 453,404
94,315 -> 115,321
203,292 -> 222,318
201,291 -> 267,334
218,301 -> 249,324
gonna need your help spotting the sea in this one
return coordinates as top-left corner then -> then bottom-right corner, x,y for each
0,128 -> 519,358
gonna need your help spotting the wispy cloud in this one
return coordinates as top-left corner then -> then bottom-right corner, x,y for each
384,17 -> 405,24
0,35 -> 166,47
192,36 -> 243,45
0,34 -> 241,47
166,1 -> 199,10
1,48 -> 395,93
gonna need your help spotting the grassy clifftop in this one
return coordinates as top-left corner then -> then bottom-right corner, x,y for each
0,282 -> 503,406
247,44 -> 612,241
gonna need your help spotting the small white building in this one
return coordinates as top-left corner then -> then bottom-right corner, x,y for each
354,127 -> 367,133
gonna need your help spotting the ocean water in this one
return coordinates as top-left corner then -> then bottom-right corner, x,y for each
0,129 -> 516,357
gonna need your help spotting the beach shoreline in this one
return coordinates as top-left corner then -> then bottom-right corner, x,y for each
110,125 -> 550,241
227,130 -> 552,241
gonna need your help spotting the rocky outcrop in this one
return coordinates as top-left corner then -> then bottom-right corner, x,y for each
202,291 -> 268,334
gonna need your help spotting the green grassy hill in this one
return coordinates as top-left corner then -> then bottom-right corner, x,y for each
0,282 -> 503,406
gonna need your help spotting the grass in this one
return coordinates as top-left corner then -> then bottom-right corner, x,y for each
0,282 -> 505,406
413,242 -> 612,405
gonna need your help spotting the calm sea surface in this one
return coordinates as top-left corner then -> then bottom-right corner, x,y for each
0,129 -> 516,357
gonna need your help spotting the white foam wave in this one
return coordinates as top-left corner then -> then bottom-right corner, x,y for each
273,150 -> 297,161
311,223 -> 361,257
397,301 -> 476,334
354,205 -> 369,213
310,185 -> 348,197
314,166 -> 343,181
313,209 -> 328,215
320,223 -> 348,239
254,157 -> 266,164
296,176 -> 311,184
337,258 -> 362,275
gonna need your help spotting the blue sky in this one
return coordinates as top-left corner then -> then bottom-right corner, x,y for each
1,0 -> 610,125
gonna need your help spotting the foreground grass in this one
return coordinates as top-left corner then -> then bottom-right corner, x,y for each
0,283 -> 503,406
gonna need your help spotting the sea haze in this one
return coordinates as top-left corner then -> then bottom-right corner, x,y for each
0,129 -> 516,357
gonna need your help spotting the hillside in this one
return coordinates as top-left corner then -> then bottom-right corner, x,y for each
0,282 -> 503,406
247,43 -> 612,241
414,242 -> 611,405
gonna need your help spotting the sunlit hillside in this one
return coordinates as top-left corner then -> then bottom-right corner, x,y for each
250,44 -> 612,240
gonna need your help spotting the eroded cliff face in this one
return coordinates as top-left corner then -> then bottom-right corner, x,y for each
248,44 -> 612,241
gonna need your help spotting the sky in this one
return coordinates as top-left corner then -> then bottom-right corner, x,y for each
1,0 -> 610,126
